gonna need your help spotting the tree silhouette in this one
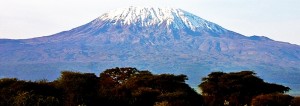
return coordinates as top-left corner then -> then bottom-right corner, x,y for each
99,67 -> 140,87
55,71 -> 99,106
199,71 -> 290,106
1,68 -> 294,106
0,78 -> 62,106
98,67 -> 203,106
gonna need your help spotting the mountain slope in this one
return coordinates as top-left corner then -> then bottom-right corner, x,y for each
1,7 -> 300,94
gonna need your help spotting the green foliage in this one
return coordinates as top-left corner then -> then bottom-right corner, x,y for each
199,71 -> 291,106
251,93 -> 293,106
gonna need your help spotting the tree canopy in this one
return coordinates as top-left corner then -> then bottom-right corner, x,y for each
0,68 -> 295,106
199,71 -> 290,106
251,93 -> 293,106
98,67 -> 203,106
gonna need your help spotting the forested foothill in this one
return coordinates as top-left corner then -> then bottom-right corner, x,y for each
0,67 -> 299,106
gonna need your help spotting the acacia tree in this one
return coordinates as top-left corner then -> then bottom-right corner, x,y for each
99,67 -> 140,87
55,71 -> 99,106
199,71 -> 290,106
98,67 -> 204,106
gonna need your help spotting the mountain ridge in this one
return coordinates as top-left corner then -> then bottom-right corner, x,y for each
1,6 -> 300,95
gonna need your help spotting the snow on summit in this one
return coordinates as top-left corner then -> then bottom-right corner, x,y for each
98,6 -> 224,31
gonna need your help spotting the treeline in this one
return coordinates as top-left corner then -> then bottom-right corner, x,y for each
0,67 -> 299,106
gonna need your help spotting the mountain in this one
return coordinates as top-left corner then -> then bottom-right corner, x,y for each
1,7 -> 300,94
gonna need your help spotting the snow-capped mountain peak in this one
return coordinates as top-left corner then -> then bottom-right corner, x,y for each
98,6 -> 225,31
99,7 -> 175,26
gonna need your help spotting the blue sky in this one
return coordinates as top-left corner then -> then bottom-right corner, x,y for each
0,0 -> 299,45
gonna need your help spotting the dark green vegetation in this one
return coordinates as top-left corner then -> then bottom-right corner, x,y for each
199,71 -> 292,106
0,67 -> 299,106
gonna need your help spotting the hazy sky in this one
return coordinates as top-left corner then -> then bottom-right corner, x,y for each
0,0 -> 299,45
